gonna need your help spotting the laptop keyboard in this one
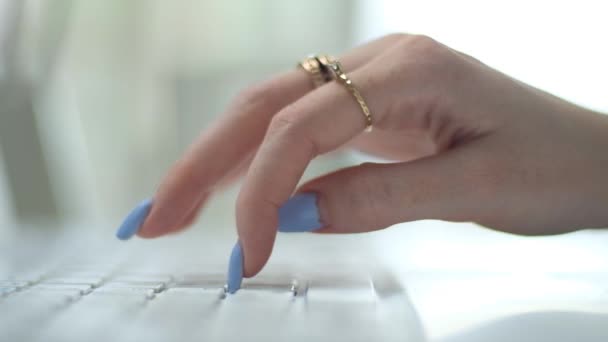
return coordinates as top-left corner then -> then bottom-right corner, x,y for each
0,232 -> 425,342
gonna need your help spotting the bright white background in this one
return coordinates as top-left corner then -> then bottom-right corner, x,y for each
356,0 -> 608,113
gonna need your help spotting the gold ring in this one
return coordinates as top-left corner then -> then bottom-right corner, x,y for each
298,56 -> 326,88
298,54 -> 334,88
320,56 -> 373,132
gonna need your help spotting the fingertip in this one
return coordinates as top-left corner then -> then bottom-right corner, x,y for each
239,233 -> 276,278
226,241 -> 243,294
115,198 -> 153,240
240,246 -> 268,278
310,226 -> 333,234
135,225 -> 164,238
138,193 -> 209,238
136,205 -> 175,239
135,209 -> 164,238
235,196 -> 278,278
164,194 -> 209,236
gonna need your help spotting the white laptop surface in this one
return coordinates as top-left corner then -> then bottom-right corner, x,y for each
0,227 -> 425,342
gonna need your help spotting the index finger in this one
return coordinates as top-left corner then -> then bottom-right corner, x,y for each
237,61 -> 389,277
136,34 -> 404,238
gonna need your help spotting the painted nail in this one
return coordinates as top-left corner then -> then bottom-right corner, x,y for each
226,241 -> 243,294
278,192 -> 322,233
115,198 -> 153,240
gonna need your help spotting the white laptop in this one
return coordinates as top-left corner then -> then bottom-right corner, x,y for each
0,227 -> 426,342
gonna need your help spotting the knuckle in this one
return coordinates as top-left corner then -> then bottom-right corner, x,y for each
385,32 -> 409,42
266,109 -> 320,156
391,34 -> 457,95
396,34 -> 445,63
266,110 -> 299,137
409,34 -> 440,49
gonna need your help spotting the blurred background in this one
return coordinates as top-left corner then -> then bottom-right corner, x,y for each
0,0 -> 607,234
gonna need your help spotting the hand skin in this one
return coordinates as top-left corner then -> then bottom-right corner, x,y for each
135,33 -> 608,277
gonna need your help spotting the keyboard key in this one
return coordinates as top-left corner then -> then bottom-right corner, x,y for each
120,288 -> 223,342
100,281 -> 166,294
0,280 -> 31,289
29,283 -> 94,296
0,286 -> 17,297
34,289 -> 150,342
109,273 -> 173,283
171,272 -> 225,288
0,290 -> 79,341
41,276 -> 105,287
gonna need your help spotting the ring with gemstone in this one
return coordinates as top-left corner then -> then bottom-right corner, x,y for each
298,55 -> 333,88
317,55 -> 373,132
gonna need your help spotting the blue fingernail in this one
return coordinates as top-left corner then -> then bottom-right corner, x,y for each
226,241 -> 243,294
278,192 -> 322,233
115,198 -> 153,240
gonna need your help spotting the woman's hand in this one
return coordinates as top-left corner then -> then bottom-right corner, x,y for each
132,34 -> 608,277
